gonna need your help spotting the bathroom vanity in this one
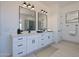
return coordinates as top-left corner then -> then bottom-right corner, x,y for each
12,32 -> 54,57
12,5 -> 54,57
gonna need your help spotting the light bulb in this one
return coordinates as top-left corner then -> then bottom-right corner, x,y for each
43,11 -> 46,14
46,12 -> 47,13
41,10 -> 43,13
27,3 -> 31,9
31,5 -> 34,10
22,1 -> 27,7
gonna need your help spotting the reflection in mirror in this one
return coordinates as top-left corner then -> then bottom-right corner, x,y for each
38,12 -> 47,31
19,6 -> 36,32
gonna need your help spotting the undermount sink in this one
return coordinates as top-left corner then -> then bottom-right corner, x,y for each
37,30 -> 44,33
22,31 -> 37,35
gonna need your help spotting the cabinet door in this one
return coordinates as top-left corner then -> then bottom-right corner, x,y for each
49,32 -> 54,42
42,32 -> 54,46
47,35 -> 53,44
38,34 -> 48,48
46,32 -> 53,44
26,36 -> 38,54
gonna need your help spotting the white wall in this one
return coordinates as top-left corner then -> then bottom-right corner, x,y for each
0,2 -> 20,56
39,3 -> 61,43
47,4 -> 62,42
30,2 -> 61,44
0,2 -> 1,35
51,7 -> 60,43
0,1 -> 57,57
60,2 -> 79,43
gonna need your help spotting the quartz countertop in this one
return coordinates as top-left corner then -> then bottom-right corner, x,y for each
12,31 -> 54,37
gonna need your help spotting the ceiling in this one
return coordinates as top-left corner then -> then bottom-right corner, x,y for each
39,1 -> 79,7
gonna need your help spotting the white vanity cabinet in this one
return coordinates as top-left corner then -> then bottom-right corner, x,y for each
38,33 -> 48,48
26,35 -> 39,54
12,35 -> 27,57
38,32 -> 54,48
46,32 -> 54,44
12,32 -> 54,57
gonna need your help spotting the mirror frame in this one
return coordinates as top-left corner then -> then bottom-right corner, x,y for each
19,6 -> 36,31
38,12 -> 48,31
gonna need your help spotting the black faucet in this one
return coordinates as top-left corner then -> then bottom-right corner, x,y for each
17,28 -> 23,34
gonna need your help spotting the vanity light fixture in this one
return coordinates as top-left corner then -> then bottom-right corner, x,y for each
22,2 -> 35,10
40,9 -> 47,14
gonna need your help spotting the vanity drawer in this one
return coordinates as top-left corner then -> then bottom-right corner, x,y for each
13,36 -> 25,40
13,36 -> 26,45
13,43 -> 26,48
17,37 -> 25,42
40,43 -> 47,48
13,44 -> 26,57
13,49 -> 26,57
17,43 -> 23,47
13,36 -> 27,57
38,38 -> 46,48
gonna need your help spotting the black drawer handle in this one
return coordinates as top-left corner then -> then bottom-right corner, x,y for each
18,51 -> 23,54
17,44 -> 23,47
18,38 -> 23,40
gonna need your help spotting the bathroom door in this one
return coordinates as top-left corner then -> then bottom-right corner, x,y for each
57,15 -> 63,42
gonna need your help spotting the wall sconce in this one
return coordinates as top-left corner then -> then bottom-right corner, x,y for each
41,9 -> 47,14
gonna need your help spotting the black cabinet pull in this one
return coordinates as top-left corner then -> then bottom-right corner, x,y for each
18,51 -> 23,54
17,44 -> 23,47
18,38 -> 23,40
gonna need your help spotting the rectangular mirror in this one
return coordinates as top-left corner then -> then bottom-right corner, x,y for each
19,6 -> 36,31
38,12 -> 47,31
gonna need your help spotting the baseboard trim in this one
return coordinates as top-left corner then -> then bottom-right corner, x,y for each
0,53 -> 12,57
61,40 -> 79,45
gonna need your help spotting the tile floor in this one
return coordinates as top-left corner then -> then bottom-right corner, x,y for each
50,40 -> 79,57
27,40 -> 79,57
